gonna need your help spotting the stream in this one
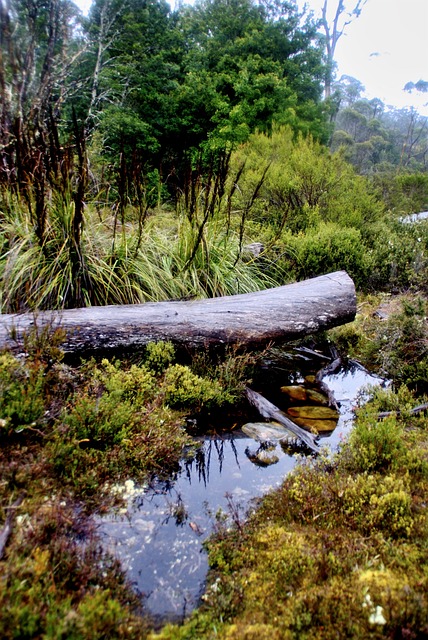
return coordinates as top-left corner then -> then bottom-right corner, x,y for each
96,358 -> 385,625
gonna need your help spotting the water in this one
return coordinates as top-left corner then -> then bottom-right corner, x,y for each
400,210 -> 428,224
96,364 -> 384,623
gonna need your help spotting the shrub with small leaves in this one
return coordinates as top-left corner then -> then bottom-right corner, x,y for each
163,364 -> 232,409
0,353 -> 46,433
144,341 -> 176,375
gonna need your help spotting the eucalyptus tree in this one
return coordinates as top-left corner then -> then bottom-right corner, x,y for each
320,0 -> 367,99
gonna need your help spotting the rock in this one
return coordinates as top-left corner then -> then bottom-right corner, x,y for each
290,417 -> 337,433
251,449 -> 280,466
280,385 -> 329,405
287,406 -> 339,420
242,421 -> 295,442
242,242 -> 264,258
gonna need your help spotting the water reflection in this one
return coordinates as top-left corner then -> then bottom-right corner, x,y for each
97,365 -> 384,622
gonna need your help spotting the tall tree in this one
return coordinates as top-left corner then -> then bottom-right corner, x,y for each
320,0 -> 367,99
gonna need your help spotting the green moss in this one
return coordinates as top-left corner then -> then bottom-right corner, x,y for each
157,386 -> 428,639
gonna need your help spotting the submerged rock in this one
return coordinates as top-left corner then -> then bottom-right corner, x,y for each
245,447 -> 280,466
290,417 -> 337,433
242,421 -> 295,442
280,385 -> 329,405
287,406 -> 339,420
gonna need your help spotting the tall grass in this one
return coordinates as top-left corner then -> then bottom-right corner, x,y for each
0,187 -> 277,312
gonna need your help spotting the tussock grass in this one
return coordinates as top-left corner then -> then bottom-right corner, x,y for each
0,193 -> 276,312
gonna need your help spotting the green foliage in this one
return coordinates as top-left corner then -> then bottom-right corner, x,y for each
372,172 -> 428,215
163,364 -> 232,409
330,83 -> 428,173
346,413 -> 406,473
0,353 -> 46,433
370,299 -> 428,391
159,387 -> 428,640
229,126 -> 385,234
0,191 -> 277,311
281,223 -> 370,288
145,341 -> 176,375
364,220 -> 428,291
331,296 -> 428,392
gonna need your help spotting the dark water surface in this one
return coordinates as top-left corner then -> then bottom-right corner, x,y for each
97,365 -> 384,623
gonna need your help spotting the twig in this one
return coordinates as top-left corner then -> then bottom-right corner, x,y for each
245,387 -> 320,453
377,403 -> 428,420
0,493 -> 26,560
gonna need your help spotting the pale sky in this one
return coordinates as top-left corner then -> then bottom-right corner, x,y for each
302,0 -> 428,114
74,0 -> 428,115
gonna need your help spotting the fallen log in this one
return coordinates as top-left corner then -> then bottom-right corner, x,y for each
0,271 -> 356,358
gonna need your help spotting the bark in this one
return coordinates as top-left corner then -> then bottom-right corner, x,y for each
0,271 -> 356,358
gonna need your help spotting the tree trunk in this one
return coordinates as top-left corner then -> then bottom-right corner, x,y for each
0,271 -> 356,358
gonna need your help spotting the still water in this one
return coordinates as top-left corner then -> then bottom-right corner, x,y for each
97,365 -> 384,623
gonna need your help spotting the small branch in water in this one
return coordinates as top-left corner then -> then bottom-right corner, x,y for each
245,387 -> 320,453
377,403 -> 428,420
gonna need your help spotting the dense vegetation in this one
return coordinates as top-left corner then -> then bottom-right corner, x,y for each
1,0 -> 428,637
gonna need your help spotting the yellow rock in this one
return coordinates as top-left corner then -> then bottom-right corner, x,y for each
287,405 -> 339,420
290,417 -> 337,433
280,385 -> 307,401
280,385 -> 328,406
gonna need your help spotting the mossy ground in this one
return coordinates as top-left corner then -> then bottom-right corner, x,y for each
0,340 -> 255,639
1,296 -> 427,639
156,398 -> 428,640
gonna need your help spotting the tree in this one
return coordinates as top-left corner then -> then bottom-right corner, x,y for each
0,0 -> 83,188
320,0 -> 367,99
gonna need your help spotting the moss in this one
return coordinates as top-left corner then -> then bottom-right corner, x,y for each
157,386 -> 428,639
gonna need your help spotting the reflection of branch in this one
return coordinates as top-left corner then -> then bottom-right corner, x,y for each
315,348 -> 341,410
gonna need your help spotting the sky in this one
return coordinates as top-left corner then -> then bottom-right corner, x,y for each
302,0 -> 428,114
74,0 -> 428,115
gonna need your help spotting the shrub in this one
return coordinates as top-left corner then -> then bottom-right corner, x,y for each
163,364 -> 232,409
229,126 -> 385,234
0,353 -> 46,433
345,412 -> 406,473
144,341 -> 176,375
364,220 -> 428,291
279,223 -> 371,288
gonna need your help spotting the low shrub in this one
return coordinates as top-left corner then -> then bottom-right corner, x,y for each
278,223 -> 371,288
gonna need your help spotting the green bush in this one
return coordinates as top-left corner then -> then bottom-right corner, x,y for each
279,223 -> 371,288
229,126 -> 385,234
163,364 -> 232,409
0,353 -> 46,433
144,341 -> 176,375
364,220 -> 428,291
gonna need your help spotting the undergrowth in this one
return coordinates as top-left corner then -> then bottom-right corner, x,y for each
155,386 -> 428,639
0,335 -> 259,638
